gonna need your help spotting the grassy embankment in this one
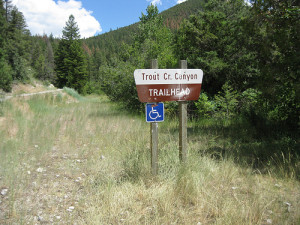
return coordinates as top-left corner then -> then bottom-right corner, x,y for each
0,88 -> 299,224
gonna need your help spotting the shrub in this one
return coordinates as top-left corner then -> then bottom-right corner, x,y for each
194,92 -> 215,118
0,58 -> 13,92
214,82 -> 239,119
240,88 -> 261,114
165,101 -> 178,117
100,62 -> 143,112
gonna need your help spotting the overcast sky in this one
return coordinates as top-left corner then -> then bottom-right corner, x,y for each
11,0 -> 187,38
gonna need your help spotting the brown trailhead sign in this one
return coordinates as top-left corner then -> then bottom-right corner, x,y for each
134,69 -> 203,102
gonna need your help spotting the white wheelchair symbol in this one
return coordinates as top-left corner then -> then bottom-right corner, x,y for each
149,107 -> 162,120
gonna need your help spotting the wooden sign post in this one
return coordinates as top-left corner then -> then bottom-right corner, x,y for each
150,59 -> 159,175
179,60 -> 187,163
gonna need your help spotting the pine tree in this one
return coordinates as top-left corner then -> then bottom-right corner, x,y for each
55,15 -> 88,93
0,0 -> 6,56
6,6 -> 30,81
62,15 -> 80,41
0,0 -> 12,92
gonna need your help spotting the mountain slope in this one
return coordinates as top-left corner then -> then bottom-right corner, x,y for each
161,0 -> 204,29
83,0 -> 204,54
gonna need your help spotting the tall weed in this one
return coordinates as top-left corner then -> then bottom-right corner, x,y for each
122,145 -> 151,182
174,165 -> 199,205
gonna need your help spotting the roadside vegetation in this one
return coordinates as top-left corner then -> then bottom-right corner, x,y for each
0,90 -> 299,224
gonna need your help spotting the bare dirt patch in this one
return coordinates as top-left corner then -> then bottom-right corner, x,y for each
0,117 -> 5,125
11,83 -> 48,95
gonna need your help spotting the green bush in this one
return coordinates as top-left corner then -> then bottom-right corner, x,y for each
194,92 -> 215,118
100,62 -> 143,111
214,82 -> 239,119
165,101 -> 178,117
0,58 -> 13,92
240,88 -> 261,114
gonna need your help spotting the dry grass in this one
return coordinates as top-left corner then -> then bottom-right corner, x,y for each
10,82 -> 55,96
0,91 -> 299,224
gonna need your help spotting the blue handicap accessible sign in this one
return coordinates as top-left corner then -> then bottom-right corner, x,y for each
146,103 -> 164,123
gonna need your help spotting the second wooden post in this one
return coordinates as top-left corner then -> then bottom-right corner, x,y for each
179,60 -> 188,163
151,59 -> 159,175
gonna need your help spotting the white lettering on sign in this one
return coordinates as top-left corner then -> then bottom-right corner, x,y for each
134,69 -> 203,85
175,73 -> 197,81
142,73 -> 160,81
149,88 -> 191,97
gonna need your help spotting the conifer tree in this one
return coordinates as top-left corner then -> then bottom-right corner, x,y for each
4,0 -> 12,21
55,15 -> 88,93
0,0 -> 6,56
133,4 -> 176,68
6,6 -> 30,81
0,0 -> 12,91
62,15 -> 80,41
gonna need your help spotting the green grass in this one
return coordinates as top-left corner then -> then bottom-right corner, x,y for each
63,87 -> 85,101
0,92 -> 299,224
186,116 -> 300,180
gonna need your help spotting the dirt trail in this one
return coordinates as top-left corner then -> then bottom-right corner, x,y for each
0,89 -> 63,102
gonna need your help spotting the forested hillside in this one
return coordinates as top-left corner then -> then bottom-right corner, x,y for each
82,0 -> 205,89
1,0 -> 299,128
0,0 -> 88,94
84,0 -> 299,129
0,0 -> 58,92
160,0 -> 204,29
